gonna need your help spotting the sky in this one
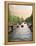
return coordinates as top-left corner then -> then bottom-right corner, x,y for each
9,5 -> 32,20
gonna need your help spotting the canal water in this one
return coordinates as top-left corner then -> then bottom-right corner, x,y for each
8,22 -> 32,41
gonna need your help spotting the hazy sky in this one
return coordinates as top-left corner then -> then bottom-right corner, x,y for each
9,5 -> 32,20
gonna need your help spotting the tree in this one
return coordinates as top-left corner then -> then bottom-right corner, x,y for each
21,18 -> 24,22
8,10 -> 21,25
25,14 -> 33,24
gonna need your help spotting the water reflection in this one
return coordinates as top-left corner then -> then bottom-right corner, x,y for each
8,22 -> 32,42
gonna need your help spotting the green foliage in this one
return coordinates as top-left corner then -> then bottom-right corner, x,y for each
9,15 -> 20,24
8,10 -> 21,25
8,9 -> 24,25
8,9 -> 32,25
25,14 -> 33,24
21,18 -> 24,22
